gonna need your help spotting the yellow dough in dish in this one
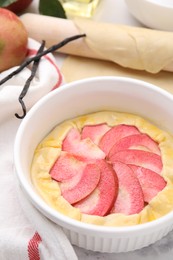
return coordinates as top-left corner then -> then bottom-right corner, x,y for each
31,111 -> 173,227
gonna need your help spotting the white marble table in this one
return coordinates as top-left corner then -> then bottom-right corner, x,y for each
24,0 -> 173,259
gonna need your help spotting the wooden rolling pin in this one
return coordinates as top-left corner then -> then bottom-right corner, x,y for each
21,13 -> 173,73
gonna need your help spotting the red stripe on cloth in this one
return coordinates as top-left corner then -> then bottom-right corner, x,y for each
28,232 -> 42,260
27,48 -> 63,90
45,55 -> 63,90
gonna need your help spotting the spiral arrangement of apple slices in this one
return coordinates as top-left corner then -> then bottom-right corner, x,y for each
50,124 -> 166,216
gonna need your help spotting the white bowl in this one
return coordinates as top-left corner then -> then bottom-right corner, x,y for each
125,0 -> 173,31
14,76 -> 173,253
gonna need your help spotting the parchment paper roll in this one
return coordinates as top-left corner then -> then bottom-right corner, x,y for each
21,13 -> 173,73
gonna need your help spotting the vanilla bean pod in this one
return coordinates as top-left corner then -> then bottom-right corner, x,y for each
15,40 -> 46,119
0,34 -> 86,86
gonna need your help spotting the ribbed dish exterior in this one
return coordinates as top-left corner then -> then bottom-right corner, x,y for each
63,224 -> 173,253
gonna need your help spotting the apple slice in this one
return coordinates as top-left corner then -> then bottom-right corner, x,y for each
62,128 -> 105,162
111,161 -> 144,215
81,123 -> 111,145
130,165 -> 166,202
99,124 -> 140,155
50,152 -> 86,182
74,160 -> 119,216
109,133 -> 161,157
109,149 -> 162,174
60,164 -> 101,204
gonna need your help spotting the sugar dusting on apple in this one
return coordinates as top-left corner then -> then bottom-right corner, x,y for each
0,8 -> 28,72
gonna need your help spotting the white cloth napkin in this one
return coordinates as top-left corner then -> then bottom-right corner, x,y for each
0,38 -> 63,124
0,38 -> 78,260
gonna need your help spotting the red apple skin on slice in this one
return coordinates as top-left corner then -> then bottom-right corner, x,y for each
111,161 -> 144,215
50,152 -> 86,182
99,124 -> 140,155
109,149 -> 163,174
81,123 -> 111,145
108,133 -> 161,157
129,165 -> 166,202
62,128 -> 105,162
60,164 -> 101,204
74,160 -> 119,216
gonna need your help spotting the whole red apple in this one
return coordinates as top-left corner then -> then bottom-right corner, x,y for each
0,8 -> 28,72
4,0 -> 33,14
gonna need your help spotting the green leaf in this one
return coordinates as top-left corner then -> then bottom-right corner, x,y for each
39,0 -> 67,19
0,0 -> 17,7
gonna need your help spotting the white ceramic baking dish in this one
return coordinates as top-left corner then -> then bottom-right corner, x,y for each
14,76 -> 173,253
